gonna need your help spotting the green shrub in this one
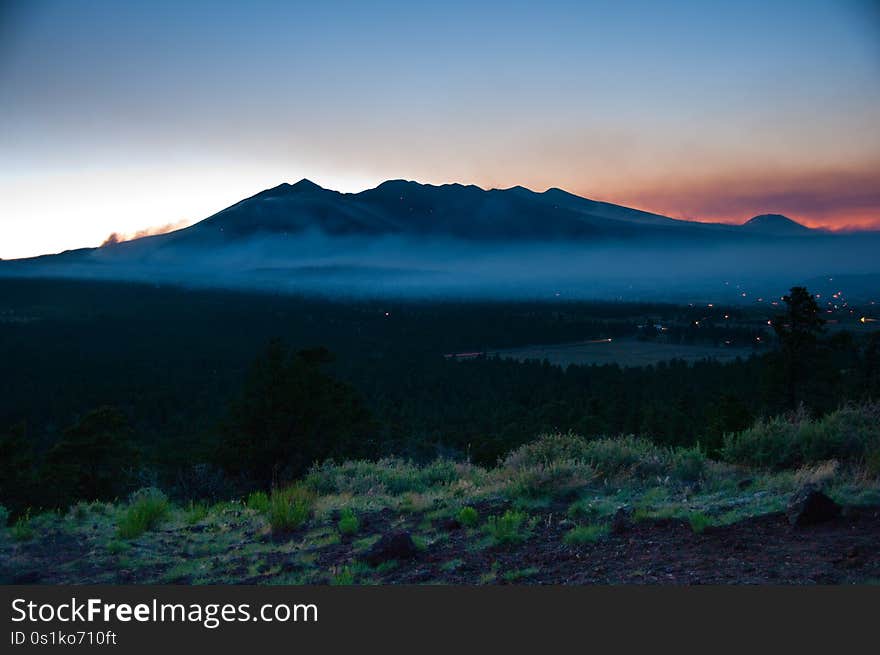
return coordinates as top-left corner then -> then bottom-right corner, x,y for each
503,431 -> 592,468
11,510 -> 33,541
117,488 -> 169,539
330,567 -> 355,585
506,460 -> 597,499
0,504 -> 9,528
184,501 -> 209,525
267,485 -> 314,533
688,512 -> 711,533
484,509 -> 528,546
457,506 -> 479,527
507,433 -> 683,482
306,457 -> 461,496
671,446 -> 706,483
337,508 -> 359,536
246,490 -> 270,514
722,404 -> 880,470
563,524 -> 609,545
566,497 -> 619,521
69,501 -> 90,522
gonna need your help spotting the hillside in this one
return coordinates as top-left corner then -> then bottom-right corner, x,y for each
3,405 -> 878,585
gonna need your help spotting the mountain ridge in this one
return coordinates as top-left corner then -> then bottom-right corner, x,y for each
167,178 -> 814,245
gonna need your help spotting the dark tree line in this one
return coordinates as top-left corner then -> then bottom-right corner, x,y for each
1,280 -> 878,514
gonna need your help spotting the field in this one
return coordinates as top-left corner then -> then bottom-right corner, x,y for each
491,338 -> 755,367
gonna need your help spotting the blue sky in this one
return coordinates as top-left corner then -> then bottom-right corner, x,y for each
1,0 -> 878,257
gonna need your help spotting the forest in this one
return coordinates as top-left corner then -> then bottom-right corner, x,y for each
1,277 -> 878,514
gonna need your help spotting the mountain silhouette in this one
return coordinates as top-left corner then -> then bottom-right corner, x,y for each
741,214 -> 812,236
155,178 -> 781,246
6,178 -> 877,302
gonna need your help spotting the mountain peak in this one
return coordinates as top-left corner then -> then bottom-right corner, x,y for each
742,214 -> 811,235
289,178 -> 323,192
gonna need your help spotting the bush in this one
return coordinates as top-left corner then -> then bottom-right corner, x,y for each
502,432 -> 592,468
0,504 -> 9,528
330,567 -> 355,585
566,497 -> 619,521
457,506 -> 479,527
688,512 -> 711,534
504,460 -> 597,499
267,485 -> 314,533
484,510 -> 528,546
305,457 -> 461,496
563,524 -> 609,545
505,433 -> 691,482
117,488 -> 170,539
11,510 -> 33,541
184,501 -> 209,525
246,490 -> 270,514
671,446 -> 706,483
337,508 -> 359,536
722,403 -> 880,470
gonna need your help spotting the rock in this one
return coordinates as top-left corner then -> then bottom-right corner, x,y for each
787,485 -> 841,527
611,508 -> 632,534
440,517 -> 461,531
365,531 -> 418,566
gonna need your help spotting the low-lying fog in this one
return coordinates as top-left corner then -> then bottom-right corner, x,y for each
3,229 -> 880,303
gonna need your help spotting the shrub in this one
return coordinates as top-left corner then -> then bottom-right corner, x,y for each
330,567 -> 355,585
563,524 -> 609,545
117,488 -> 169,539
11,510 -> 33,541
503,432 -> 592,468
305,457 -> 461,496
484,509 -> 528,546
267,485 -> 314,533
505,460 -> 597,499
566,497 -> 619,521
457,506 -> 479,527
337,508 -> 359,536
722,403 -> 880,470
0,504 -> 9,528
184,501 -> 209,525
246,490 -> 270,514
688,512 -> 711,533
69,501 -> 90,522
671,446 -> 706,483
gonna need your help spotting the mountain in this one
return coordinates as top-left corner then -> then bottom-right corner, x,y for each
740,214 -> 812,236
155,178 -> 757,246
4,178 -> 878,301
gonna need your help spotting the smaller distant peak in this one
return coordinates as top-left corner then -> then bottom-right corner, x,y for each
742,213 -> 811,234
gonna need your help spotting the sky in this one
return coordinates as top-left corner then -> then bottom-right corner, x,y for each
1,0 -> 879,259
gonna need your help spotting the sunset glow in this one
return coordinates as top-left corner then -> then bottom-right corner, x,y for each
1,0 -> 878,259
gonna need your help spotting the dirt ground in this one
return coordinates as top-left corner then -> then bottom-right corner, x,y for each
4,501 -> 879,585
